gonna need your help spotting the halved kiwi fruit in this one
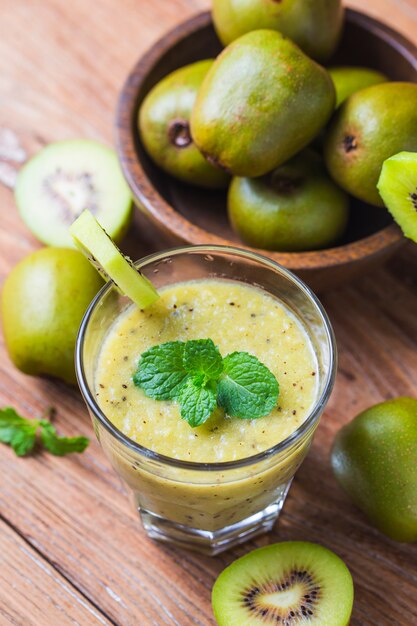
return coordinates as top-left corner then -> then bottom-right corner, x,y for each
212,542 -> 354,626
378,151 -> 417,242
70,210 -> 159,309
15,139 -> 132,247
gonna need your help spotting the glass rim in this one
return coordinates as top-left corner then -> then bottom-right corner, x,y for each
76,244 -> 337,472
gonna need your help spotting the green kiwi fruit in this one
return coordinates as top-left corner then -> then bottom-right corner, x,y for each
15,139 -> 132,247
1,247 -> 103,384
328,66 -> 387,108
377,151 -> 417,242
331,397 -> 417,542
228,150 -> 349,251
212,541 -> 354,626
139,60 -> 229,188
70,210 -> 159,309
191,30 -> 335,178
324,82 -> 417,207
212,0 -> 344,62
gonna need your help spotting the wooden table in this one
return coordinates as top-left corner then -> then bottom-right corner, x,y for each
1,1 -> 417,624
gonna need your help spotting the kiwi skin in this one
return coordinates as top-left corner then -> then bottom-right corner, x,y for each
331,397 -> 417,542
1,247 -> 103,384
139,60 -> 230,189
212,541 -> 354,626
324,82 -> 417,207
228,150 -> 349,252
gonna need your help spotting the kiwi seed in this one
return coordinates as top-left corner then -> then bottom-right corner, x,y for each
43,168 -> 100,224
377,151 -> 417,243
241,568 -> 320,624
15,139 -> 132,247
70,210 -> 159,309
409,191 -> 417,210
212,542 -> 354,626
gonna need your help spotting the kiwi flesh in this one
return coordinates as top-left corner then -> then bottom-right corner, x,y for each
377,151 -> 417,242
70,210 -> 159,309
212,542 -> 354,626
15,139 -> 132,247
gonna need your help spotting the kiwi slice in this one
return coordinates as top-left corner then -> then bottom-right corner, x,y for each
15,139 -> 132,247
212,542 -> 354,626
377,151 -> 417,242
70,210 -> 159,309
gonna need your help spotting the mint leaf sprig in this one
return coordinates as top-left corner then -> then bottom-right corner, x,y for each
133,339 -> 279,428
0,407 -> 89,457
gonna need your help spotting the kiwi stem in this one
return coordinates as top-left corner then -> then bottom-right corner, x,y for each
269,173 -> 303,194
343,135 -> 358,153
202,151 -> 232,174
168,119 -> 192,148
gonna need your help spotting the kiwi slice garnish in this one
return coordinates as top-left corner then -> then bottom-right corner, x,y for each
212,542 -> 354,626
70,210 -> 159,309
15,139 -> 132,247
378,151 -> 417,242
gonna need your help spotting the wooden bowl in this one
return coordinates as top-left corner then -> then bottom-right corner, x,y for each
116,9 -> 417,291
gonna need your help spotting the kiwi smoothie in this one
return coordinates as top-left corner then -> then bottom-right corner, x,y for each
94,278 -> 319,532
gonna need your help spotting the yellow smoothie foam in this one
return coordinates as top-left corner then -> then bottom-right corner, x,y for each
95,279 -> 318,463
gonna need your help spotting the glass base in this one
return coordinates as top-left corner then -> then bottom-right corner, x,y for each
138,481 -> 292,556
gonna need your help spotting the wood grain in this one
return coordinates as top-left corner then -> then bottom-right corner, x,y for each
0,1 -> 417,625
0,518 -> 111,625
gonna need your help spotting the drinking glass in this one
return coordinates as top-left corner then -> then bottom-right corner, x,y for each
76,245 -> 336,555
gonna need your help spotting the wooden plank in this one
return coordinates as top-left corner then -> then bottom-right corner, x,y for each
0,420 -> 219,625
0,251 -> 416,626
348,0 -> 417,40
0,517 -> 111,626
0,0 -> 417,625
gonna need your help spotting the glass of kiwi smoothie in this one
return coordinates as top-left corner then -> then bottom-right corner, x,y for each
76,245 -> 336,555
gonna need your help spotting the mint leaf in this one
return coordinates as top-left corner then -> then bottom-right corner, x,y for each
133,341 -> 187,400
0,407 -> 89,457
0,407 -> 32,442
183,339 -> 223,381
40,421 -> 89,456
0,408 -> 38,456
134,339 -> 280,428
9,424 -> 38,456
217,352 -> 279,419
178,378 -> 217,427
